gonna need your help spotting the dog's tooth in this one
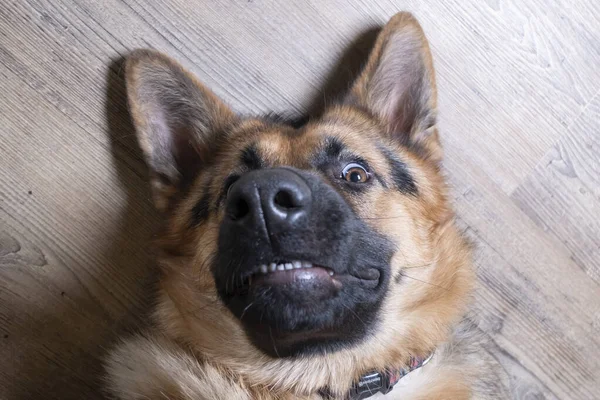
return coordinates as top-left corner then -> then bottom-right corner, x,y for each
260,265 -> 268,274
302,262 -> 313,268
277,263 -> 285,271
285,263 -> 294,270
270,263 -> 277,272
292,261 -> 302,269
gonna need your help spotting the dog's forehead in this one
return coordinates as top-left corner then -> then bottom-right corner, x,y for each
227,115 -> 384,168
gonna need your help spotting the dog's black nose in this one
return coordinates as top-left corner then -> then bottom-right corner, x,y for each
226,168 -> 311,233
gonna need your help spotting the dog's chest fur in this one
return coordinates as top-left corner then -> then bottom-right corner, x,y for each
106,318 -> 506,399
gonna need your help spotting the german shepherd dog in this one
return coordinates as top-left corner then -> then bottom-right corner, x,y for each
105,13 -> 506,399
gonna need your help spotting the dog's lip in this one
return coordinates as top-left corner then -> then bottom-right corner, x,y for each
238,260 -> 381,288
252,260 -> 335,276
242,260 -> 335,286
251,265 -> 342,288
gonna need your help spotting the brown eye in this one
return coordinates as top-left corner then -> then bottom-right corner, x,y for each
342,163 -> 369,183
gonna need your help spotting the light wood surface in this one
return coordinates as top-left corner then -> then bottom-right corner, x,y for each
1,1 -> 599,399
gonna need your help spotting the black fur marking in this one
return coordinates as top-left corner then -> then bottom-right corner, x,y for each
318,387 -> 335,399
264,112 -> 309,129
191,188 -> 211,226
374,173 -> 388,189
379,146 -> 418,195
323,136 -> 345,159
240,143 -> 264,170
312,137 -> 346,168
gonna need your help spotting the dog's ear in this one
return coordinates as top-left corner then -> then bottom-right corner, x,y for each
348,13 -> 441,160
125,50 -> 237,210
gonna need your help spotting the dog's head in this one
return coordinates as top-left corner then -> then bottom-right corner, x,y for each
126,12 -> 473,393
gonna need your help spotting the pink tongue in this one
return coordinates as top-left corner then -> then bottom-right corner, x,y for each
254,267 -> 331,285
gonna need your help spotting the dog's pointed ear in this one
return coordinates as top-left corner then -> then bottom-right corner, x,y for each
348,13 -> 441,160
125,50 -> 237,210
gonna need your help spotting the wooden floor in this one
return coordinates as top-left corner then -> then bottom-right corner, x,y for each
1,1 -> 599,399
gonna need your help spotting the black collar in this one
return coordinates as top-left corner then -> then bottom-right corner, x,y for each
332,352 -> 434,400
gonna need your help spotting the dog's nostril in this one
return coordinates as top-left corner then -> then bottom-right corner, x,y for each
274,190 -> 296,209
230,198 -> 250,220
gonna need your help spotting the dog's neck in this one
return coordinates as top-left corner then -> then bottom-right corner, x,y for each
157,275 -> 462,397
330,351 -> 435,399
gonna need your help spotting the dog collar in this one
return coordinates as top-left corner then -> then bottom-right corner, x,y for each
344,352 -> 434,400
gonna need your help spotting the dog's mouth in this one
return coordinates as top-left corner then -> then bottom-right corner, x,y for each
250,260 -> 338,286
222,258 -> 386,356
235,260 -> 381,295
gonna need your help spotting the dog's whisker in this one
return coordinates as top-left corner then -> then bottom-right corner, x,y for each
268,326 -> 280,358
403,262 -> 435,269
399,271 -> 450,291
361,215 -> 411,220
342,304 -> 367,328
239,301 -> 255,321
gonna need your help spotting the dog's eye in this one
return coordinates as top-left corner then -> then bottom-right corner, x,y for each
341,163 -> 370,183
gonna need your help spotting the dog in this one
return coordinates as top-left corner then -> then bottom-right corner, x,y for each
105,12 -> 507,399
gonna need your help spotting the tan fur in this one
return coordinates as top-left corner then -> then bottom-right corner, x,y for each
105,12 -> 507,400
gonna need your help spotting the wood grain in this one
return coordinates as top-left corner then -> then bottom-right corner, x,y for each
512,94 -> 600,284
1,0 -> 599,398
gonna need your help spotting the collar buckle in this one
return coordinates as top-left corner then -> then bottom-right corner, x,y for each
346,371 -> 392,400
346,351 -> 434,400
